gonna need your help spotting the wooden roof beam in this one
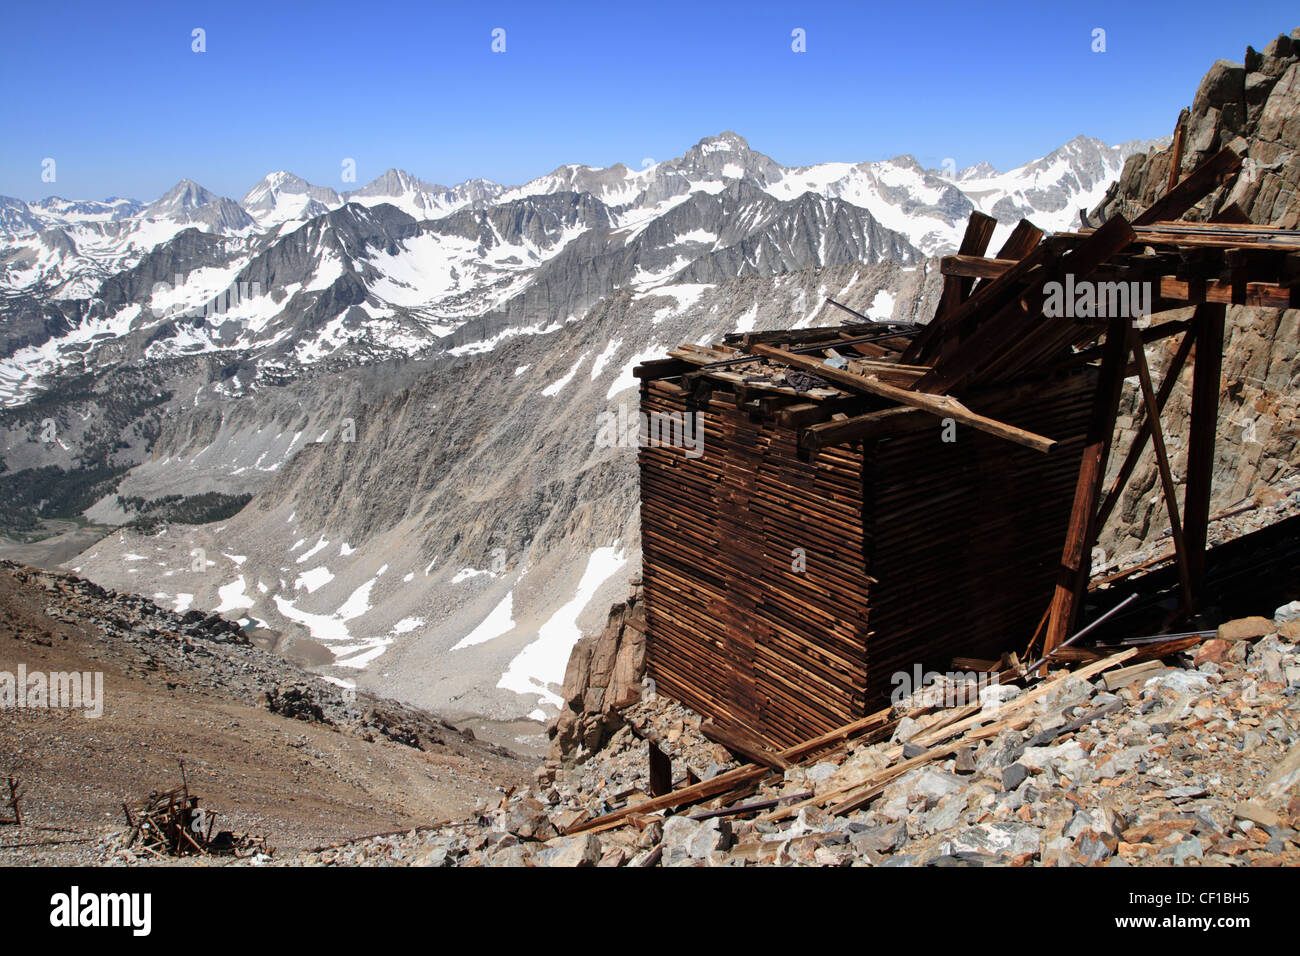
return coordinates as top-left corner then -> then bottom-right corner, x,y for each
1132,144 -> 1244,226
747,342 -> 1058,453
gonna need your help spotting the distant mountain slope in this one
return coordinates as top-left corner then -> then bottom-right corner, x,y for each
0,124 -> 1163,727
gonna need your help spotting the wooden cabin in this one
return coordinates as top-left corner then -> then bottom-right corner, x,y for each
636,334 -> 1097,747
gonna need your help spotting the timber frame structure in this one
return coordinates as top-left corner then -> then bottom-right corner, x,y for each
634,143 -> 1300,749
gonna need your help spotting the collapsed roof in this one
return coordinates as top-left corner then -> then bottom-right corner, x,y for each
632,142 -> 1300,748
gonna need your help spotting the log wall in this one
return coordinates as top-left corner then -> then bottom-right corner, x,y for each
640,368 -> 1097,748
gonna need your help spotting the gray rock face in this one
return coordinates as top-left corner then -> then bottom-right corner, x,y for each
0,195 -> 53,236
984,135 -> 1161,226
344,168 -> 505,220
1092,29 -> 1300,561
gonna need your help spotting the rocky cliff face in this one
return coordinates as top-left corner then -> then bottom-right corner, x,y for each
547,578 -> 646,766
1093,29 -> 1300,560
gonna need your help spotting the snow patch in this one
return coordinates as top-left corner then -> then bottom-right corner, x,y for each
497,547 -> 628,705
452,591 -> 516,650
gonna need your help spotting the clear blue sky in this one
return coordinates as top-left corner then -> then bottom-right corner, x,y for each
1,0 -> 1294,201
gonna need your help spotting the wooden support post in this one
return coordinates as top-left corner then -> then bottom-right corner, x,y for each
2,777 -> 20,827
1043,315 -> 1131,656
938,212 -> 997,319
1183,302 -> 1227,604
1096,327 -> 1196,530
648,741 -> 672,798
1126,324 -> 1195,613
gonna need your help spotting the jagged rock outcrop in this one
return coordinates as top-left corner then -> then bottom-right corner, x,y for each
547,577 -> 647,766
1092,28 -> 1300,558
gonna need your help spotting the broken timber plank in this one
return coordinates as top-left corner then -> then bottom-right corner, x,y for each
566,704 -> 903,834
915,216 -> 1138,394
701,720 -> 792,771
800,406 -> 932,448
820,649 -> 1138,816
1133,145 -> 1243,226
765,650 -> 1138,821
747,343 -> 1058,453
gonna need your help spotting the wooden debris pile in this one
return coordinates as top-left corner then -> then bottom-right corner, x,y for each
121,765 -> 270,858
634,141 -> 1299,751
0,776 -> 21,826
565,644 -> 1191,838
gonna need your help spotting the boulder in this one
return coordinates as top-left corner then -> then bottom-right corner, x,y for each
883,767 -> 965,812
487,843 -> 536,867
541,832 -> 602,867
849,820 -> 908,855
503,797 -> 557,841
1195,639 -> 1231,666
940,822 -> 1041,859
1192,59 -> 1246,112
1217,616 -> 1275,642
1274,600 -> 1300,624
662,816 -> 732,866
1002,763 -> 1030,791
1018,741 -> 1088,773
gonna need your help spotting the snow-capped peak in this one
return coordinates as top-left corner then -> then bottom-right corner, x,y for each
240,172 -> 342,228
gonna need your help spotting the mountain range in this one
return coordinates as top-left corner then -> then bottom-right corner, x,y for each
0,129 -> 1167,741
0,132 -> 1157,396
